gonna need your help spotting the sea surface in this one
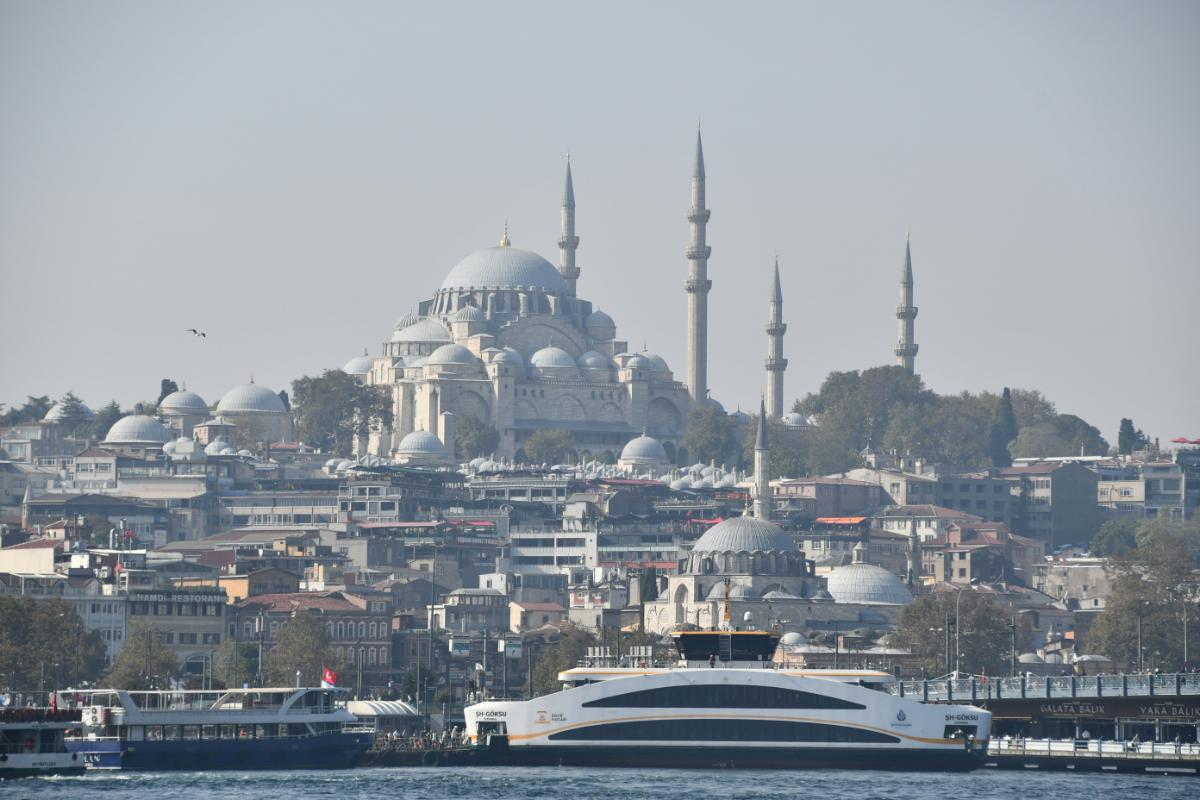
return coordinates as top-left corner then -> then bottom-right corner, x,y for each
6,767 -> 1198,800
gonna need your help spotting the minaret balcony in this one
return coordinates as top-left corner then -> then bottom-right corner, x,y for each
686,245 -> 712,260
766,322 -> 787,335
559,235 -> 579,249
687,208 -> 711,223
765,357 -> 788,370
896,305 -> 918,318
684,278 -> 712,293
894,344 -> 919,357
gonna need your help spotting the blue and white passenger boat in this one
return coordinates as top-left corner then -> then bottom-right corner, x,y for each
66,687 -> 371,770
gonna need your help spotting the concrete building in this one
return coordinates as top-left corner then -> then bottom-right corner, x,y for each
428,587 -> 508,634
508,600 -> 567,632
1000,462 -> 1100,546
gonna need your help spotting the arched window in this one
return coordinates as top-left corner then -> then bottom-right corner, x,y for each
368,648 -> 377,665
358,622 -> 366,638
326,622 -> 334,638
337,622 -> 345,639
368,622 -> 376,639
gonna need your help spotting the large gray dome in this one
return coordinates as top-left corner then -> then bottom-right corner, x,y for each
825,563 -> 912,606
104,414 -> 172,444
692,516 -> 797,553
159,390 -> 208,415
619,434 -> 668,464
396,430 -> 448,457
440,245 -> 566,292
217,383 -> 286,414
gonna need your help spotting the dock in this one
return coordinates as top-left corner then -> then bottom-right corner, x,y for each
985,738 -> 1200,775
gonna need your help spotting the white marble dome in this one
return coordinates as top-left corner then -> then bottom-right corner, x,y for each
825,563 -> 912,606
530,346 -> 577,370
692,516 -> 797,554
642,352 -> 671,373
450,305 -> 486,322
584,309 -> 616,341
620,434 -> 668,464
394,311 -> 420,330
439,245 -> 567,292
159,390 -> 208,415
43,400 -> 95,422
577,351 -> 611,370
217,383 -> 286,414
396,430 -> 448,458
391,318 -> 452,344
342,353 -> 374,375
426,343 -> 480,367
104,414 -> 172,445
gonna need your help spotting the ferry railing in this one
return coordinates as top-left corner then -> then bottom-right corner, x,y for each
893,672 -> 1200,703
988,737 -> 1200,761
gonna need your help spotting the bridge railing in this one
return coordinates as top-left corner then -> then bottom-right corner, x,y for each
893,672 -> 1200,702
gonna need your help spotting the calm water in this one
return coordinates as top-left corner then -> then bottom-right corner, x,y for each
6,767 -> 1198,800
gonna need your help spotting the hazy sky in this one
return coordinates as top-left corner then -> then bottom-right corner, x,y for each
2,1 -> 1197,445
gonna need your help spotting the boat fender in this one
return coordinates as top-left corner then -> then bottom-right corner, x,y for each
1,752 -> 8,761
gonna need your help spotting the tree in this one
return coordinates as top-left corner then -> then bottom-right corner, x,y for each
988,388 -> 1018,468
524,429 -> 572,465
682,405 -> 739,466
741,416 -> 807,478
213,639 -> 258,689
292,370 -> 392,455
1090,517 -> 1138,557
529,625 -> 597,696
55,391 -> 95,439
158,379 -> 179,404
1117,418 -> 1149,455
93,401 -> 123,440
0,598 -> 106,692
1009,421 -> 1071,459
132,400 -> 158,416
264,610 -> 343,688
277,390 -> 290,411
106,620 -> 179,690
895,591 -> 1023,676
455,416 -> 500,459
0,395 -> 52,426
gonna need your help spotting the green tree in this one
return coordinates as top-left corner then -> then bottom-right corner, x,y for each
158,379 -> 179,404
213,640 -> 258,689
54,391 -> 95,439
1009,389 -> 1057,428
0,598 -> 107,691
93,401 -> 124,440
0,395 -> 53,426
264,610 -> 343,688
106,620 -> 179,690
455,415 -> 500,459
524,429 -> 573,464
292,370 -> 392,455
988,388 -> 1018,468
895,591 -> 1022,676
1117,418 -> 1149,455
1090,517 -> 1138,557
742,415 -> 807,478
682,405 -> 739,466
529,625 -> 597,696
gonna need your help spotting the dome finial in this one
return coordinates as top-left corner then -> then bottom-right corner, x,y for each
249,372 -> 254,384
500,221 -> 510,247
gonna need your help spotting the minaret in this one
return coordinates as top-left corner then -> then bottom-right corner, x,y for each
753,396 -> 772,520
558,156 -> 580,295
765,258 -> 787,418
895,234 -> 919,372
906,517 -> 920,587
685,128 -> 712,403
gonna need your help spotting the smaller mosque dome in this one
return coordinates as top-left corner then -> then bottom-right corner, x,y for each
530,346 -> 577,370
394,311 -> 420,330
642,352 -> 671,373
704,397 -> 726,414
450,305 -> 486,322
104,414 -> 172,445
577,351 -> 611,370
782,412 -> 809,429
391,318 -> 452,344
43,400 -> 95,422
342,353 -> 374,376
217,383 -> 286,414
729,408 -> 751,424
396,430 -> 448,458
625,354 -> 650,370
584,309 -> 616,341
825,563 -> 912,606
670,478 -> 691,491
159,390 -> 208,415
204,438 -> 236,456
426,343 -> 480,367
620,434 -> 668,465
692,517 -> 797,554
493,347 -> 524,365
780,631 -> 808,647
705,583 -> 759,601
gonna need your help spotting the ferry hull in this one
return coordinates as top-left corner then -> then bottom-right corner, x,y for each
67,732 -> 371,771
0,754 -> 86,779
481,742 -> 985,771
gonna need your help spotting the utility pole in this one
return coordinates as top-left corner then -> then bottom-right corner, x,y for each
944,612 -> 951,676
1008,616 -> 1017,677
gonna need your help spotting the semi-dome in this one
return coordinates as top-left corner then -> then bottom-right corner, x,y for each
530,346 -> 578,370
342,353 -> 374,375
577,351 -> 611,370
825,563 -> 912,606
217,383 -> 286,414
642,352 -> 671,373
394,311 -> 420,330
450,305 -> 486,322
159,390 -> 208,415
584,309 -> 616,340
705,583 -> 759,600
493,346 -> 524,365
426,343 -> 480,367
391,318 -> 452,344
104,414 -> 172,445
620,434 -> 668,464
439,245 -> 567,292
625,354 -> 650,370
396,430 -> 448,457
692,516 -> 797,554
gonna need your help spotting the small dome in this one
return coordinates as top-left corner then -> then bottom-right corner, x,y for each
426,343 -> 480,367
451,305 -> 486,322
620,434 -> 668,464
159,390 -> 208,415
493,347 -> 524,366
324,457 -> 341,469
530,346 -> 578,371
162,440 -> 177,456
439,245 -> 567,292
625,354 -> 650,370
394,311 -> 420,330
1018,653 -> 1045,664
705,583 -> 759,600
692,517 -> 797,553
217,383 -> 286,414
670,478 -> 691,491
577,351 -> 611,370
584,309 -> 616,340
204,437 -> 232,455
43,400 -> 96,422
642,352 -> 671,373
704,397 -> 726,414
104,414 -> 172,445
391,318 -> 452,344
729,409 -> 751,424
783,412 -> 808,429
825,563 -> 912,606
342,354 -> 374,375
780,631 -> 807,647
396,430 -> 448,457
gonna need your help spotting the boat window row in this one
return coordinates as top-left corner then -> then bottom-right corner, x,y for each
121,722 -> 342,741
582,684 -> 865,710
549,718 -> 900,744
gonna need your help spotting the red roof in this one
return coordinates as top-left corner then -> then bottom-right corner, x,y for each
4,538 -> 63,550
814,516 -> 867,525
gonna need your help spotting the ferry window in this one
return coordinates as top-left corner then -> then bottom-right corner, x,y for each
944,725 -> 977,739
145,726 -> 163,741
182,725 -> 200,740
549,718 -> 898,744
163,726 -> 181,741
583,684 -> 865,710
220,724 -> 236,739
202,725 -> 218,740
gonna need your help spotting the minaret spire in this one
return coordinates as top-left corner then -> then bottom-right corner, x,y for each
766,257 -> 787,418
753,395 -> 772,520
894,233 -> 919,373
558,154 -> 580,295
685,127 -> 712,403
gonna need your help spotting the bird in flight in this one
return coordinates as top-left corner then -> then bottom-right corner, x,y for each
186,329 -> 207,338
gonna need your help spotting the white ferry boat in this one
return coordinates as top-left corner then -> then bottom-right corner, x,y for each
0,706 -> 85,779
66,687 -> 371,770
465,630 -> 990,770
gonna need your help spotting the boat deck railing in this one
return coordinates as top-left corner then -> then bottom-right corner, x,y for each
891,673 -> 1200,703
990,737 -> 1200,761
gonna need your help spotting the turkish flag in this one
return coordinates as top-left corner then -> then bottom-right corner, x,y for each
321,667 -> 338,688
